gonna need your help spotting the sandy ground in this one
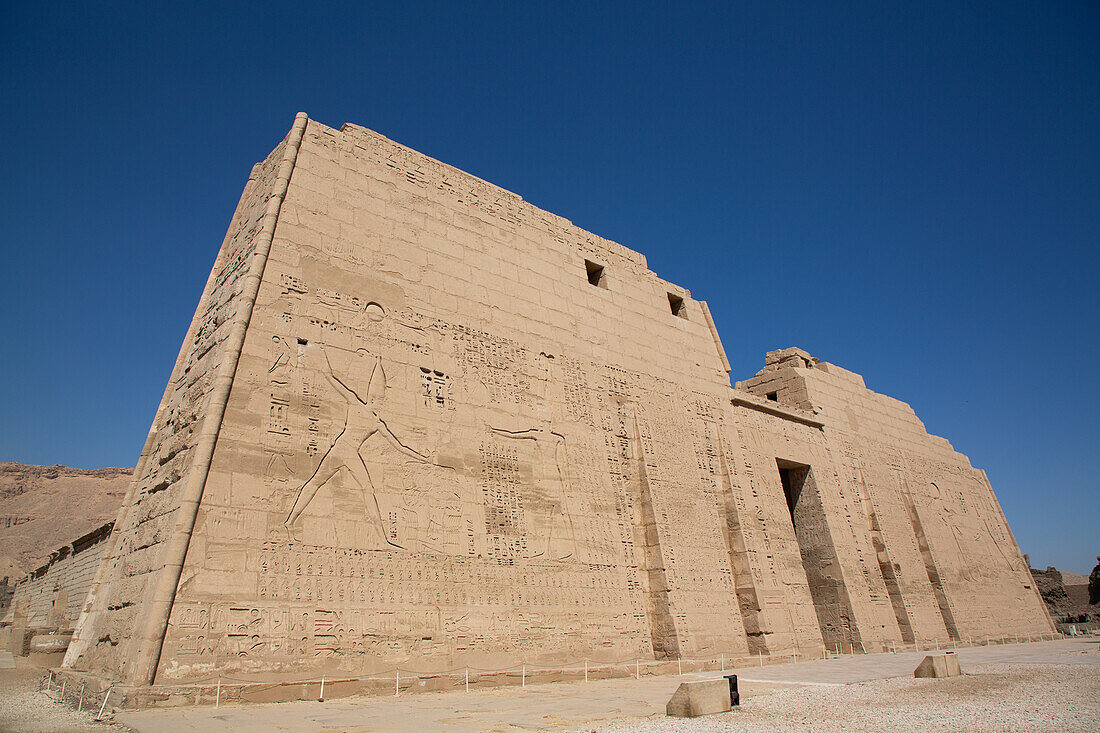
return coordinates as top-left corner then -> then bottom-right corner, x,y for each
2,641 -> 1097,732
0,661 -> 128,733
589,663 -> 1100,733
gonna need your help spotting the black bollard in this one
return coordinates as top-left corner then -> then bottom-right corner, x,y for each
724,674 -> 740,706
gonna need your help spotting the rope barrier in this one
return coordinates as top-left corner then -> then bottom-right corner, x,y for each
39,631 -> 1069,713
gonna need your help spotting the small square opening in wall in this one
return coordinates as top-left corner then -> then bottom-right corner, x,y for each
766,391 -> 778,402
668,292 -> 686,318
585,259 -> 606,288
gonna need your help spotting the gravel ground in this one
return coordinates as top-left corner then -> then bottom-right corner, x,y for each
0,665 -> 129,733
583,663 -> 1100,733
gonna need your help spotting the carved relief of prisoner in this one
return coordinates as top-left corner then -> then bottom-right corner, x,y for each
284,344 -> 435,548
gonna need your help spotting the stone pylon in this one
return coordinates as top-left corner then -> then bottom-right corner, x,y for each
63,114 -> 1053,689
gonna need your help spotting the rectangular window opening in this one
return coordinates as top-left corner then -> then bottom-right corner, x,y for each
766,391 -> 778,402
585,259 -> 606,288
668,292 -> 686,318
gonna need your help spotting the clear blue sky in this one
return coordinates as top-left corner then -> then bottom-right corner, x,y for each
1,2 -> 1096,572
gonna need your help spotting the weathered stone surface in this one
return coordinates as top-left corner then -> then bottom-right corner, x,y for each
2,522 -> 113,631
5,625 -> 33,656
666,679 -> 732,717
1028,565 -> 1098,626
914,652 -> 962,678
0,462 -> 129,580
60,114 -> 1053,689
30,631 -> 73,653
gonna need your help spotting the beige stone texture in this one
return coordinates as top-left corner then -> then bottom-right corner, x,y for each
62,114 -> 1052,689
2,523 -> 112,633
665,678 -> 733,717
0,462 -> 130,579
913,651 -> 963,678
737,350 -> 1053,650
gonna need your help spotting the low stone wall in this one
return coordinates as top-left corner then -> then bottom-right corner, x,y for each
2,523 -> 112,636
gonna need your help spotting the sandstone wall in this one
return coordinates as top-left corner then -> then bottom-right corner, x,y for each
3,523 -> 112,630
65,114 -> 1052,686
738,349 -> 1053,645
64,126 -> 301,683
154,119 -> 751,683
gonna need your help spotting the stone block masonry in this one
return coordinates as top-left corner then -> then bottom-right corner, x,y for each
61,114 -> 1053,691
3,523 -> 113,633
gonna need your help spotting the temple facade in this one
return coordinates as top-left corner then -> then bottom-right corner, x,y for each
63,113 -> 1053,687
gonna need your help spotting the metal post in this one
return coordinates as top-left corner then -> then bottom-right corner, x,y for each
78,681 -> 86,712
585,659 -> 589,683
319,675 -> 325,702
96,689 -> 111,721
758,651 -> 762,667
61,681 -> 67,699
636,659 -> 640,679
216,678 -> 221,708
465,667 -> 469,693
677,657 -> 681,676
395,670 -> 399,697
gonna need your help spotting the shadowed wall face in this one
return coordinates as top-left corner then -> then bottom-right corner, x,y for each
778,460 -> 861,651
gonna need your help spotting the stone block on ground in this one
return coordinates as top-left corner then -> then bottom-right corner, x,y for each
666,679 -> 732,717
30,632 -> 72,654
5,627 -> 33,656
914,652 -> 962,678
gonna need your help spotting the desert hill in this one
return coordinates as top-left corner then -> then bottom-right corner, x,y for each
0,462 -> 130,580
1030,563 -> 1098,625
1060,571 -> 1090,586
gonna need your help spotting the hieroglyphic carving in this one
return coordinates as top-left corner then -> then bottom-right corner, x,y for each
69,116 -> 1050,688
284,346 -> 435,547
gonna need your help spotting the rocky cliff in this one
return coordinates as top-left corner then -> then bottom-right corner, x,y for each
0,463 -> 130,580
1030,565 -> 1095,624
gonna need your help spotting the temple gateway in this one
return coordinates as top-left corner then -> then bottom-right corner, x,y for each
62,113 -> 1053,692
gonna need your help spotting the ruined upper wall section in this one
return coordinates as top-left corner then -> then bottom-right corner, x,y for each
735,348 -> 958,459
3,523 -> 112,631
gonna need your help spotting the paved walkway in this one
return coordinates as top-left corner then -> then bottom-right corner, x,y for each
732,638 -> 1100,686
117,639 -> 1099,733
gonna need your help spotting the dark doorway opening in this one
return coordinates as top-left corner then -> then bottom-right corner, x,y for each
778,461 -> 805,522
776,458 -> 863,653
